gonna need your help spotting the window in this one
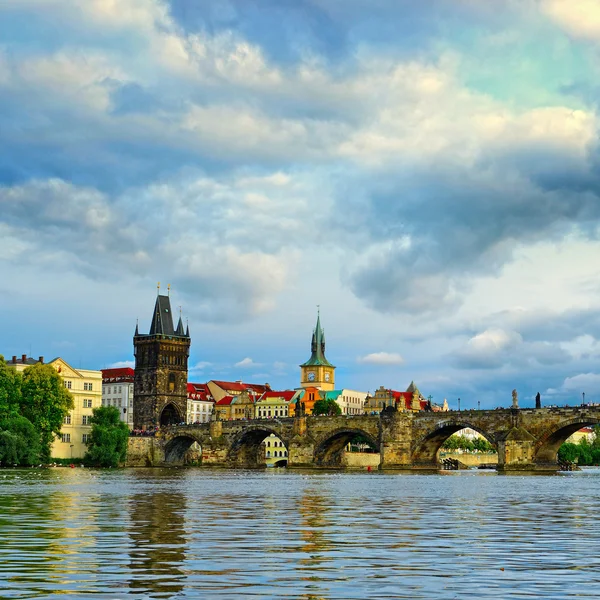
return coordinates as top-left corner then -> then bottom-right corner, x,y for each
61,433 -> 71,443
84,382 -> 93,391
168,373 -> 176,392
82,434 -> 90,444
83,399 -> 92,408
63,415 -> 71,425
64,381 -> 72,389
82,416 -> 91,425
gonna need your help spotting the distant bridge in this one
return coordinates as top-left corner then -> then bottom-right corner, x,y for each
126,405 -> 600,471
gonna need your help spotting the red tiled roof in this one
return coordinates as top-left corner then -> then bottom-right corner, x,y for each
187,382 -> 213,402
102,367 -> 134,382
216,395 -> 234,406
210,380 -> 270,394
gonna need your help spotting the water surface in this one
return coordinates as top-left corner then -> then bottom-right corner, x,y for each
1,467 -> 599,599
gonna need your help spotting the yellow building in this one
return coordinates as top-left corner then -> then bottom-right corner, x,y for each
5,354 -> 102,459
300,312 -> 335,391
49,358 -> 102,459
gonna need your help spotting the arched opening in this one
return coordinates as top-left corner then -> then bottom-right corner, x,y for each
412,422 -> 497,469
314,429 -> 380,468
164,436 -> 202,465
229,428 -> 287,468
535,419 -> 600,467
160,403 -> 181,427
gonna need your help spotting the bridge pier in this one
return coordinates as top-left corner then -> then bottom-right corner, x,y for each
496,427 -> 537,471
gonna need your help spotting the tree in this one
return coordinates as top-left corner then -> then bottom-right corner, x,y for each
0,355 -> 22,419
20,363 -> 74,461
312,398 -> 342,416
84,406 -> 130,467
558,442 -> 579,464
0,415 -> 40,466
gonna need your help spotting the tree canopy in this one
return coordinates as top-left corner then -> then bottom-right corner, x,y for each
0,356 -> 22,420
84,406 -> 130,467
20,363 -> 74,461
312,398 -> 342,416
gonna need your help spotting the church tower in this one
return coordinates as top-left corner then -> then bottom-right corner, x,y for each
133,287 -> 190,429
300,310 -> 335,391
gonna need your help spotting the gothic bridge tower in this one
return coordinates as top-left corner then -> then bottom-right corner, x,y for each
133,289 -> 190,429
300,310 -> 335,391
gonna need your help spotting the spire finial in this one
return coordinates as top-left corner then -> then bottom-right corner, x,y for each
317,304 -> 320,316
157,281 -> 160,295
167,283 -> 171,296
179,305 -> 182,316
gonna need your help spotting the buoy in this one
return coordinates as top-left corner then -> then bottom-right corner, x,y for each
367,466 -> 372,472
70,464 -> 75,468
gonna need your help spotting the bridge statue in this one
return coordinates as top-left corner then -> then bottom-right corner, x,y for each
535,392 -> 541,409
512,389 -> 519,409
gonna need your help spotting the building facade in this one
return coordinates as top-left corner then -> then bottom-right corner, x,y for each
133,292 -> 190,429
187,383 -> 214,424
50,358 -> 102,459
102,367 -> 134,428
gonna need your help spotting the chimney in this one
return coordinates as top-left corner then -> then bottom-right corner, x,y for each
12,356 -> 16,364
38,356 -> 44,364
21,354 -> 26,363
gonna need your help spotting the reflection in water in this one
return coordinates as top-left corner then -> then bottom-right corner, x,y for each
2,468 -> 600,598
127,492 -> 187,597
126,472 -> 188,597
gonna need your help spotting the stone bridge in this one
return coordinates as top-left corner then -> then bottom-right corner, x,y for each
126,405 -> 600,471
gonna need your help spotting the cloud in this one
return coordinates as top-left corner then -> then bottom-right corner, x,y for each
541,0 -> 600,42
358,352 -> 404,366
235,357 -> 259,368
108,360 -> 135,369
189,361 -> 211,373
545,372 -> 600,400
450,328 -> 572,370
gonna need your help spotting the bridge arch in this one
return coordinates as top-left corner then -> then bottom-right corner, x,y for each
228,425 -> 288,468
314,427 -> 379,467
163,432 -> 206,464
412,420 -> 497,467
535,417 -> 600,465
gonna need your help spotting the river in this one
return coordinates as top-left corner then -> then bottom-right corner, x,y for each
1,467 -> 599,599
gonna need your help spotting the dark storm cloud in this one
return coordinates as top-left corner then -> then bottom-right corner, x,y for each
344,145 -> 600,314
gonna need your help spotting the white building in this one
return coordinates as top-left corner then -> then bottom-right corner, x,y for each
187,383 -> 214,423
102,367 -> 134,428
326,389 -> 369,415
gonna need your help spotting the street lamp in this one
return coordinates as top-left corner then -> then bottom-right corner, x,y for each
582,392 -> 586,406
478,400 -> 480,411
458,398 -> 461,412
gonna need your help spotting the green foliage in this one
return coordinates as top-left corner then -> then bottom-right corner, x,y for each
83,406 -> 130,467
20,364 -> 74,461
0,415 -> 40,466
0,356 -> 22,420
558,435 -> 600,466
558,442 -> 580,463
442,434 -> 497,453
312,398 -> 342,416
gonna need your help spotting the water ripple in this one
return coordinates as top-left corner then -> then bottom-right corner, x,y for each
1,468 -> 600,598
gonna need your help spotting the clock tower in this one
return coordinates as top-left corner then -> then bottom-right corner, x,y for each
300,310 -> 335,391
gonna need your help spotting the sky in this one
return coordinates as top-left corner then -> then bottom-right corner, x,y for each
2,0 -> 600,408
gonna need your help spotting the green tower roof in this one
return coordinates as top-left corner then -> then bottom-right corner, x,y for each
300,311 -> 335,368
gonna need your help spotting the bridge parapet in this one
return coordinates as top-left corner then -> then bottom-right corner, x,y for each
124,405 -> 600,470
